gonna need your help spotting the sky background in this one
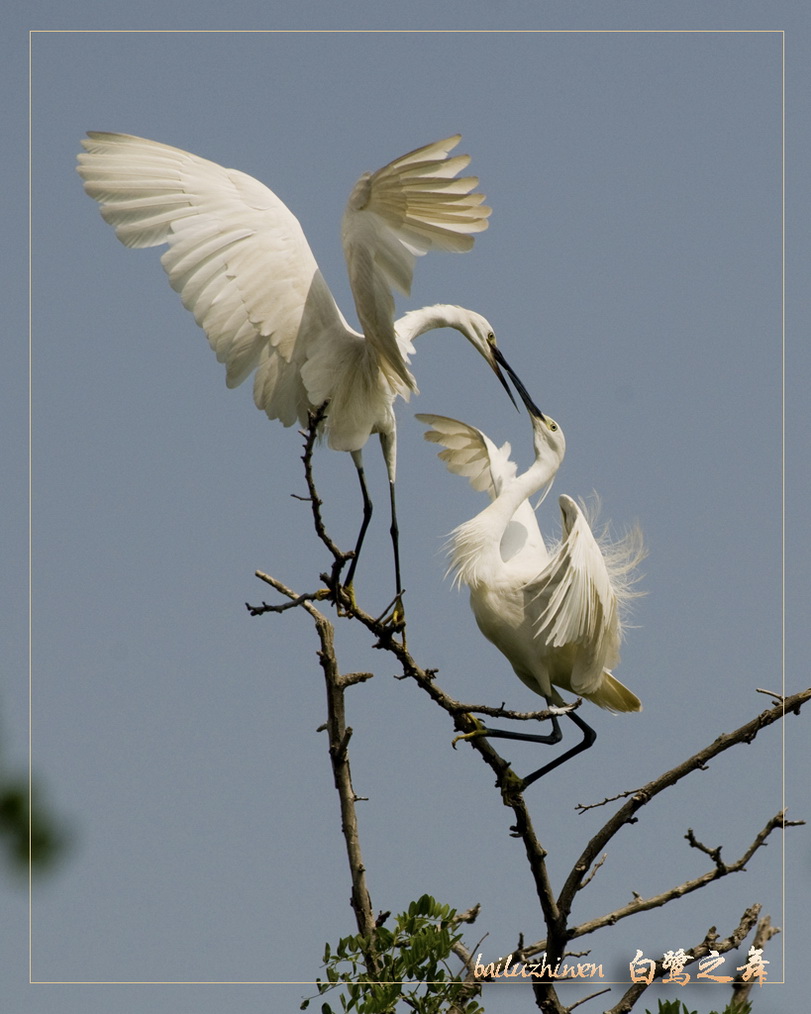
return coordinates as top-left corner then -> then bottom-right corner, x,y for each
5,3 -> 809,1013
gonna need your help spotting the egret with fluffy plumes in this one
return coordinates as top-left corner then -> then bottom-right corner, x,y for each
77,132 -> 517,608
417,369 -> 645,787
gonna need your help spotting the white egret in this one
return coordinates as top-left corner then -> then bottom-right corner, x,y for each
76,132 -> 516,604
417,373 -> 645,786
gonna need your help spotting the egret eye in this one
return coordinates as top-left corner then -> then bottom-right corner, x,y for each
548,421 -> 558,432
487,331 -> 495,343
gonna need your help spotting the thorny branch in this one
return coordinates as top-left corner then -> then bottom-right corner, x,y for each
251,568 -> 382,976
550,811 -> 797,949
576,685 -> 809,817
300,401 -> 357,595
246,412 -> 805,1012
557,688 -> 810,920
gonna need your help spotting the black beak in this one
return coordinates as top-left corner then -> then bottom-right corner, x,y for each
492,346 -> 545,420
492,357 -> 519,411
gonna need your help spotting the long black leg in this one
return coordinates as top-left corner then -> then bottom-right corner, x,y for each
469,707 -> 597,789
474,713 -> 563,747
388,478 -> 403,601
520,710 -> 597,788
343,451 -> 373,590
378,432 -> 404,610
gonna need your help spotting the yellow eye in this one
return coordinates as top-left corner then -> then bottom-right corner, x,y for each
548,421 -> 558,432
487,331 -> 495,343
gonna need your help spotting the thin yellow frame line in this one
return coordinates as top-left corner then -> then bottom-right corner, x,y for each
27,28 -> 783,33
25,28 -> 786,37
28,25 -> 35,990
780,26 -> 787,987
28,23 -> 790,985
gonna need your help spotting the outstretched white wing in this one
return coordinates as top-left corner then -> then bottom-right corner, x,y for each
78,132 -> 489,429
529,495 -> 620,695
416,414 -> 515,499
77,132 -> 348,412
342,137 -> 490,390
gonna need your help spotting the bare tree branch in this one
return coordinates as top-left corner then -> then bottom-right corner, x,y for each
575,790 -> 636,814
448,707 -> 803,981
513,806 -> 800,964
307,606 -> 379,958
557,688 -> 811,921
684,827 -> 725,870
455,702 -> 576,722
562,811 -> 794,947
246,571 -> 329,615
290,403 -> 360,601
250,567 -> 381,973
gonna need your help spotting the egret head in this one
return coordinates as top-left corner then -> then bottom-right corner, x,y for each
450,309 -> 519,410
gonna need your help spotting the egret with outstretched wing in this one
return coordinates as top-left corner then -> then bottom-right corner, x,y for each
418,379 -> 644,786
77,132 -> 516,607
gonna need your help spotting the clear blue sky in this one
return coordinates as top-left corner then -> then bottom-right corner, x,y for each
5,6 -> 808,1013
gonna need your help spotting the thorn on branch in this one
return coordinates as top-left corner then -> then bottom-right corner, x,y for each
579,853 -> 608,889
245,590 -> 328,616
247,570 -> 333,617
331,727 -> 353,763
454,903 -> 481,925
338,671 -> 375,689
755,687 -> 785,704
575,788 -> 636,813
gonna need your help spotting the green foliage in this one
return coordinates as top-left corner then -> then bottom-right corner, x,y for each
301,894 -> 484,1014
645,999 -> 752,1014
0,775 -> 68,877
